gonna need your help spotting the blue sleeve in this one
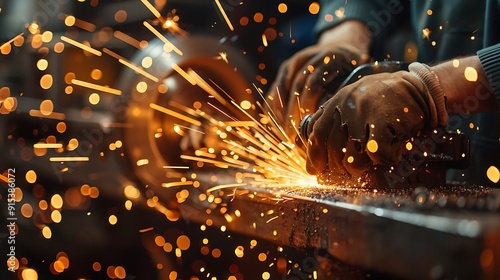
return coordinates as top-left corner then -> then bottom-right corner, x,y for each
477,43 -> 500,110
313,0 -> 405,58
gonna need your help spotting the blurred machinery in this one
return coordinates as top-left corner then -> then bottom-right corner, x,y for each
1,1 -> 500,280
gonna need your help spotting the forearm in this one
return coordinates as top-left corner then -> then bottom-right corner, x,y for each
431,56 -> 498,114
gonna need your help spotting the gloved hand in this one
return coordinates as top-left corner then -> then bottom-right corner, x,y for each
266,44 -> 368,138
305,62 -> 448,178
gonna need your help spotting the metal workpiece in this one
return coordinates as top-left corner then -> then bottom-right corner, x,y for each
179,182 -> 500,279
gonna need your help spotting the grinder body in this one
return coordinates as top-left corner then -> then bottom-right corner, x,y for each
299,61 -> 470,188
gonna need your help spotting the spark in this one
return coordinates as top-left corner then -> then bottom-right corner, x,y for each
49,157 -> 90,162
29,110 -> 66,120
262,34 -> 268,47
149,103 -> 202,126
143,21 -> 183,56
208,102 -> 235,121
209,78 -> 235,101
104,49 -> 159,82
0,173 -> 8,183
214,0 -> 234,31
61,14 -> 96,32
71,79 -> 122,95
103,48 -> 127,61
294,91 -> 303,120
0,33 -> 23,51
113,30 -> 147,49
33,143 -> 63,149
118,58 -> 159,82
170,62 -> 196,85
221,155 -> 250,169
266,216 -> 279,223
224,121 -> 256,127
195,150 -> 217,159
139,227 -> 154,233
162,181 -> 194,188
60,36 -> 102,56
422,28 -> 431,40
275,86 -> 284,108
487,166 -> 500,183
216,52 -> 228,63
206,183 -> 247,194
180,155 -> 246,169
140,0 -> 166,25
174,124 -> 205,134
163,18 -> 188,36
188,70 -> 228,105
163,166 -> 190,169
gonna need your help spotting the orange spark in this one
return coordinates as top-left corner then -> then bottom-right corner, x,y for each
174,124 -> 205,134
143,21 -> 183,56
266,216 -> 279,223
163,166 -> 190,169
0,33 -> 23,50
33,143 -> 63,149
140,0 -> 167,24
214,0 -> 234,31
194,150 -> 217,159
209,78 -> 235,101
262,34 -> 268,47
113,31 -> 146,49
224,121 -> 256,127
61,14 -> 96,32
170,63 -> 196,85
118,58 -> 159,82
29,110 -> 65,120
60,36 -> 102,56
216,52 -> 229,63
139,227 -> 154,233
49,157 -> 90,162
0,173 -> 8,183
71,79 -> 122,95
161,181 -> 194,188
103,48 -> 127,61
180,155 -> 245,169
206,183 -> 247,194
149,103 -> 202,126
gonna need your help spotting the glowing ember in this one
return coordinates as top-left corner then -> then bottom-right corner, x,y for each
60,36 -> 101,56
487,166 -> 500,183
71,79 -> 122,95
464,66 -> 478,82
214,0 -> 235,31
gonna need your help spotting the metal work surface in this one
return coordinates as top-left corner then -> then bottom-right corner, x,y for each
180,182 -> 500,279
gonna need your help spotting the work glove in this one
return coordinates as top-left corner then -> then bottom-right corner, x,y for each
305,62 -> 448,178
266,44 -> 368,138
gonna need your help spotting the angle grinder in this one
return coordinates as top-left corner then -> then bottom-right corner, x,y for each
298,61 -> 470,188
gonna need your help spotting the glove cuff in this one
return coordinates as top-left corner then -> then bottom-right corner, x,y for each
408,62 -> 448,127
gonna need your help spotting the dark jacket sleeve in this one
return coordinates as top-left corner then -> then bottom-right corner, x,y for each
313,0 -> 405,58
477,43 -> 500,110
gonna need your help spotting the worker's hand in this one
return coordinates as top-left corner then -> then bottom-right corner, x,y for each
264,20 -> 372,139
304,62 -> 448,177
266,44 -> 367,137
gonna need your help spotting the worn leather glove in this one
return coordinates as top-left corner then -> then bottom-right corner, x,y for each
266,44 -> 368,137
305,62 -> 448,178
